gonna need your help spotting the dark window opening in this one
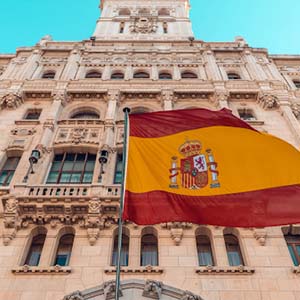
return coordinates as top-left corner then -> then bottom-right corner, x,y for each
119,22 -> 125,33
114,153 -> 123,184
285,234 -> 300,266
24,109 -> 42,120
42,71 -> 55,79
54,234 -> 74,266
46,153 -> 96,184
85,71 -> 102,79
181,72 -> 198,79
238,109 -> 256,121
227,73 -> 241,80
293,81 -> 300,89
159,72 -> 172,80
111,234 -> 129,266
141,234 -> 158,266
71,111 -> 100,119
0,157 -> 20,186
133,72 -> 150,79
111,72 -> 124,80
196,235 -> 214,266
25,234 -> 46,266
224,234 -> 244,266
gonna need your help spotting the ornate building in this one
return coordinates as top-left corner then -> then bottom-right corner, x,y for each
0,0 -> 300,299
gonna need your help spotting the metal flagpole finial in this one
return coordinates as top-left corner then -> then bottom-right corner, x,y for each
123,107 -> 131,114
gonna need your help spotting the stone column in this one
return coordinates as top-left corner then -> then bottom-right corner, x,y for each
268,60 -> 285,81
19,50 -> 42,80
203,50 -> 222,81
243,50 -> 267,81
151,65 -> 158,81
173,65 -> 181,81
102,65 -> 111,80
61,49 -> 81,80
129,232 -> 141,267
280,102 -> 300,146
125,65 -> 133,81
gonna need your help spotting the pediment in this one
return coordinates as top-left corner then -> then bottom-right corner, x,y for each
63,279 -> 203,300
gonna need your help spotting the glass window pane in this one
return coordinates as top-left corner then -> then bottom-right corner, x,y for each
65,153 -> 75,161
50,161 -> 61,172
0,171 -> 8,185
296,245 -> 300,257
228,251 -> 242,266
70,173 -> 81,183
85,161 -> 95,172
76,153 -> 86,161
3,157 -> 20,170
55,255 -> 68,266
54,154 -> 64,162
73,161 -> 85,172
59,173 -> 71,183
62,161 -> 74,171
5,172 -> 14,185
114,172 -> 122,184
288,245 -> 298,266
46,172 -> 59,184
83,172 -> 93,183
87,154 -> 96,161
27,252 -> 41,266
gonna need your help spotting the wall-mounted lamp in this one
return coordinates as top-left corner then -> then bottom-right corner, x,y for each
98,148 -> 109,182
90,36 -> 96,46
188,36 -> 195,46
23,149 -> 41,183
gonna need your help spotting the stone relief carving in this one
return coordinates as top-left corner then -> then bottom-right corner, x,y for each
253,228 -> 267,246
181,291 -> 202,300
103,280 -> 122,300
130,17 -> 158,34
71,127 -> 88,144
0,93 -> 23,110
258,94 -> 278,109
63,291 -> 84,300
161,222 -> 192,246
142,280 -> 162,300
291,103 -> 300,118
11,127 -> 36,136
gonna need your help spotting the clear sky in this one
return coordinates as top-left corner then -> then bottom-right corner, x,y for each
0,0 -> 299,55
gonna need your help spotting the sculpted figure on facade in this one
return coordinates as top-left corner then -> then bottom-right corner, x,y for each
258,93 -> 279,109
0,92 -> 23,110
142,280 -> 162,300
130,17 -> 158,34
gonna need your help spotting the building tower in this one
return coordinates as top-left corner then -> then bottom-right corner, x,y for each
0,1 -> 300,300
93,0 -> 193,40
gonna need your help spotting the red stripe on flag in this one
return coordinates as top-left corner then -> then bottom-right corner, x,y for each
129,108 -> 256,138
123,185 -> 300,227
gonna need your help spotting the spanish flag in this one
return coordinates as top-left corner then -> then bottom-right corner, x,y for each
123,108 -> 300,227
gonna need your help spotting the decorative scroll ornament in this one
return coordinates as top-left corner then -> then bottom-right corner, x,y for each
1,93 -> 23,110
130,17 -> 158,34
63,291 -> 84,300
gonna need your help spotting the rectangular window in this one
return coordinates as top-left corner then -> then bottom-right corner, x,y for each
46,153 -> 96,184
114,153 -> 123,184
24,109 -> 42,120
0,157 -> 20,186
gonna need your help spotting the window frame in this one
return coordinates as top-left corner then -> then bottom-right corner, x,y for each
181,71 -> 198,79
140,233 -> 159,266
46,152 -> 96,185
54,234 -> 75,266
285,235 -> 300,266
224,234 -> 244,266
159,72 -> 172,80
24,234 -> 46,266
111,72 -> 125,80
196,234 -> 215,266
42,71 -> 56,79
238,108 -> 257,121
85,71 -> 102,79
227,73 -> 241,80
293,81 -> 300,89
24,109 -> 42,120
111,233 -> 130,266
0,156 -> 20,186
133,72 -> 150,79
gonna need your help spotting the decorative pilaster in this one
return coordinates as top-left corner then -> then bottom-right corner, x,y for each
61,48 -> 81,80
215,91 -> 230,109
243,50 -> 267,81
161,90 -> 174,111
203,50 -> 222,81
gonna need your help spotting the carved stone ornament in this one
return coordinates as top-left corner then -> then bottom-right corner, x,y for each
63,291 -> 84,300
130,17 -> 158,34
52,91 -> 70,106
254,228 -> 267,246
43,119 -> 55,131
258,94 -> 278,109
71,127 -> 88,144
1,93 -> 23,110
215,91 -> 230,102
88,197 -> 101,214
161,222 -> 192,246
87,228 -> 100,246
291,103 -> 300,118
5,197 -> 18,213
103,280 -> 122,300
142,280 -> 162,300
181,291 -> 202,300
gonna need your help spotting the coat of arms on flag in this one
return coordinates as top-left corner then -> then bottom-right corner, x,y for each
169,140 -> 220,190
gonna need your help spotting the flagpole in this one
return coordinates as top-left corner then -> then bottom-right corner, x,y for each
115,107 -> 130,300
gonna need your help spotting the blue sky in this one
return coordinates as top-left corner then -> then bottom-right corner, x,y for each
0,0 -> 299,54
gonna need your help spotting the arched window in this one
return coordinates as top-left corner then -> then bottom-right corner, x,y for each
141,230 -> 158,266
196,235 -> 214,266
130,107 -> 151,114
284,234 -> 300,266
224,234 -> 244,266
25,233 -> 46,266
181,71 -> 198,79
133,71 -> 150,79
227,73 -> 241,80
54,234 -> 74,266
85,71 -> 102,79
71,110 -> 100,119
159,72 -> 172,80
42,71 -> 56,79
119,8 -> 130,16
111,72 -> 124,80
111,232 -> 129,266
293,80 -> 300,89
158,8 -> 170,16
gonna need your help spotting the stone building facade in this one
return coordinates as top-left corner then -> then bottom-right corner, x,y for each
0,0 -> 300,299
